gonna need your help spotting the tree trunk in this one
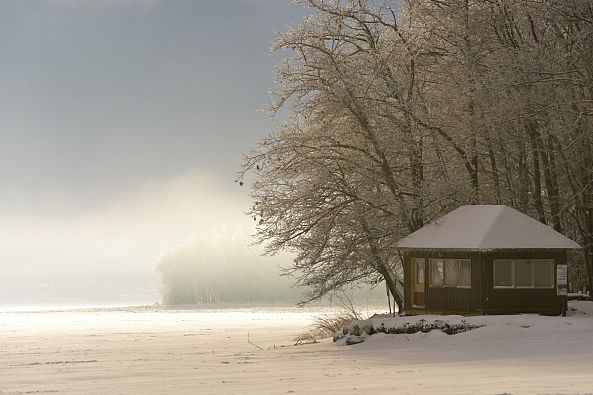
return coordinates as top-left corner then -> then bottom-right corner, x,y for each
525,120 -> 547,224
517,139 -> 529,212
544,133 -> 563,232
359,217 -> 404,311
485,134 -> 501,203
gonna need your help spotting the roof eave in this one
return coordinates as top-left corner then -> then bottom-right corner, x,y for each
396,246 -> 582,252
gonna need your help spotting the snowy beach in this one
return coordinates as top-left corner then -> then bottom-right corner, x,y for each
2,1 -> 593,394
2,303 -> 593,394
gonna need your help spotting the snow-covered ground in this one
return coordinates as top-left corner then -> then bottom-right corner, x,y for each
1,303 -> 593,394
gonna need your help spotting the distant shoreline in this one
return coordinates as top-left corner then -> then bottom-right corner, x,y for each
0,301 -> 388,314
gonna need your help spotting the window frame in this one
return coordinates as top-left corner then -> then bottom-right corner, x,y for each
493,259 -> 555,289
429,258 -> 472,289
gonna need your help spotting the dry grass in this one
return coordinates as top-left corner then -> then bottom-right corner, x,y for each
294,307 -> 365,345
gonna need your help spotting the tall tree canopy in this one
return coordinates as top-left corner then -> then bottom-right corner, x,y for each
239,0 -> 593,309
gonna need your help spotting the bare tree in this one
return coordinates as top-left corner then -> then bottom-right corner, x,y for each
240,0 -> 593,307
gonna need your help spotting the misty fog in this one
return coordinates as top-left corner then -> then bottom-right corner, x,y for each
155,227 -> 300,304
0,1 -> 307,309
154,225 -> 387,306
0,273 -> 158,309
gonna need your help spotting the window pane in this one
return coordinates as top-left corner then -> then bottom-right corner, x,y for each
431,259 -> 443,287
515,260 -> 532,287
416,261 -> 425,284
534,260 -> 553,287
459,260 -> 471,287
494,260 -> 512,287
444,259 -> 458,287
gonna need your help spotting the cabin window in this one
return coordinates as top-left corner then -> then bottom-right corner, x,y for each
494,260 -> 512,286
444,260 -> 457,286
493,259 -> 554,288
430,259 -> 471,288
459,260 -> 471,287
415,261 -> 425,284
534,260 -> 554,287
515,260 -> 532,287
431,259 -> 444,287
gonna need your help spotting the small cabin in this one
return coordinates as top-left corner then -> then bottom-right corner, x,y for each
396,205 -> 581,315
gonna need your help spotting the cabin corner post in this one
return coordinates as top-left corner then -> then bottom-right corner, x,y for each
481,252 -> 490,315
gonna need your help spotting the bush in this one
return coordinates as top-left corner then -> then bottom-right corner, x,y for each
335,319 -> 484,343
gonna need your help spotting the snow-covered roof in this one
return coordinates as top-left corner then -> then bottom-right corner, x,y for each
396,205 -> 581,250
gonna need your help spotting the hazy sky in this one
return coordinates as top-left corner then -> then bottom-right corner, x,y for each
0,0 -> 306,277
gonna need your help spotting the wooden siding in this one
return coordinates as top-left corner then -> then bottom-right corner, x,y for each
482,250 -> 566,315
402,251 -> 483,312
425,251 -> 482,312
402,249 -> 566,315
485,288 -> 562,314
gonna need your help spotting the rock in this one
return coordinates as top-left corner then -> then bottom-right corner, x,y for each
345,335 -> 365,345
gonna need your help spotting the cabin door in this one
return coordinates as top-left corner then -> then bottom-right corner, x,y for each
412,258 -> 425,307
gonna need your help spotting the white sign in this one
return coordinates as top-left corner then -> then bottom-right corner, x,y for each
557,264 -> 568,296
557,264 -> 568,285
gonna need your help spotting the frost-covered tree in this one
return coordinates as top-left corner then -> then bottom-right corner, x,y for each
240,0 -> 593,305
154,229 -> 303,304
